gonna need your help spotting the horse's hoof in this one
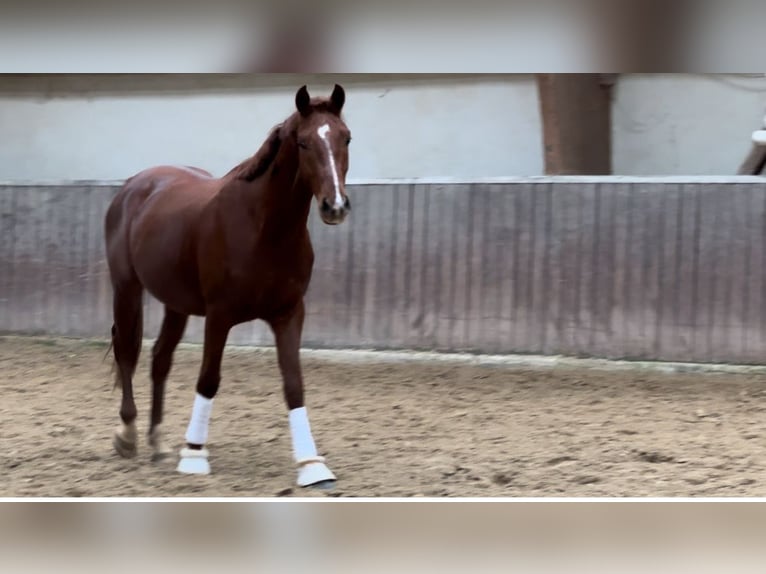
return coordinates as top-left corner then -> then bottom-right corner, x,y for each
113,433 -> 137,459
296,458 -> 336,487
308,479 -> 337,491
151,451 -> 173,463
148,425 -> 172,463
176,447 -> 211,475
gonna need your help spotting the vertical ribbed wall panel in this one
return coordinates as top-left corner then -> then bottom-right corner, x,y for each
3,180 -> 766,364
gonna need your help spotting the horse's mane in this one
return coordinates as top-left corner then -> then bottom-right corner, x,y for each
224,121 -> 286,183
223,99 -> 339,183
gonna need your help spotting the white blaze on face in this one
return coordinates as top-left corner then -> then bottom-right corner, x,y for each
317,123 -> 343,209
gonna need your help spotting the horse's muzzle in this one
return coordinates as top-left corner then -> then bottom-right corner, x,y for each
319,196 -> 350,225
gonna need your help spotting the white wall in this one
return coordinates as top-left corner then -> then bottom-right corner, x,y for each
1,74 -> 765,181
0,74 -> 543,181
612,74 -> 766,175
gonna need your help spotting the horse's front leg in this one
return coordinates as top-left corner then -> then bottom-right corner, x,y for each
176,311 -> 231,475
271,300 -> 336,487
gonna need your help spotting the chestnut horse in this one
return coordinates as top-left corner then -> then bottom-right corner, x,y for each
104,85 -> 351,487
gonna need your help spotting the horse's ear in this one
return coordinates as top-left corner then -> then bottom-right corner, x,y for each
330,84 -> 345,114
296,85 -> 311,116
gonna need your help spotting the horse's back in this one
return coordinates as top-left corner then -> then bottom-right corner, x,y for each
110,164 -> 216,212
106,165 -> 219,248
124,165 -> 218,202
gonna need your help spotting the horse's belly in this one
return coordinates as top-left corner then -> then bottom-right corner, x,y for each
135,257 -> 205,315
130,215 -> 205,315
142,273 -> 206,316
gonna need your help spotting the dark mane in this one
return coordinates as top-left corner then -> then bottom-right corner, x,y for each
224,122 -> 285,182
223,96 -> 341,183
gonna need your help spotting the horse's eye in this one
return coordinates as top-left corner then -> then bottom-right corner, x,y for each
345,137 -> 352,146
298,141 -> 309,150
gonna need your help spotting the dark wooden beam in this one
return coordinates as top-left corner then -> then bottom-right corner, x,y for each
536,74 -> 613,175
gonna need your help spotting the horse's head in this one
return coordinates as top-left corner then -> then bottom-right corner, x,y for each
293,84 -> 352,225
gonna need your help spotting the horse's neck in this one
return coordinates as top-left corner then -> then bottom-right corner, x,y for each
263,178 -> 313,235
242,145 -> 312,237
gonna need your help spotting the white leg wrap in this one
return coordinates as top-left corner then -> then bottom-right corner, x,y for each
289,407 -> 318,461
289,407 -> 336,486
177,394 -> 214,475
184,393 -> 213,445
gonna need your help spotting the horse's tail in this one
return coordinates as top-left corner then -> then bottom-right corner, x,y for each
104,324 -> 120,390
103,340 -> 114,364
105,306 -> 144,391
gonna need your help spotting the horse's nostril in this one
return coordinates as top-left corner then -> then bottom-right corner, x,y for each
320,198 -> 332,213
343,196 -> 351,211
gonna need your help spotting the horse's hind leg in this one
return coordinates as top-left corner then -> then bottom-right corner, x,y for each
111,280 -> 144,458
148,307 -> 188,461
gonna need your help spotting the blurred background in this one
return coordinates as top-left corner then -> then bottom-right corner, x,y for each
3,501 -> 766,573
2,0 -> 766,72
